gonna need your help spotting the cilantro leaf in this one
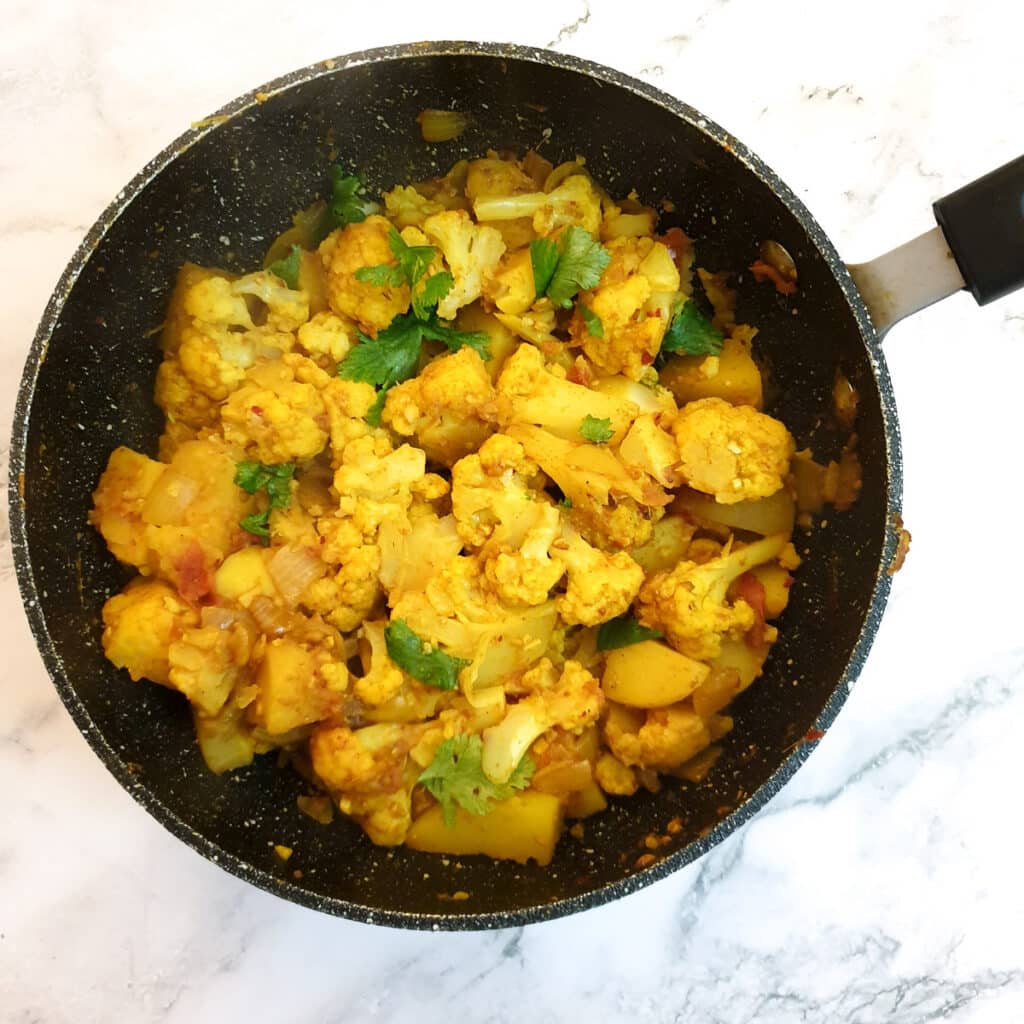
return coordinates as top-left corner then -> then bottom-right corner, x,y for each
234,461 -> 270,494
339,310 -> 491,389
240,510 -> 271,540
530,237 -> 559,297
267,244 -> 302,290
578,414 -> 614,444
263,464 -> 295,509
417,735 -> 535,827
579,303 -> 604,338
661,299 -> 724,357
413,271 -> 454,319
597,614 -> 664,651
558,496 -> 573,509
388,229 -> 437,288
385,620 -> 469,691
365,388 -> 388,427
546,227 -> 611,308
328,166 -> 369,227
418,312 -> 490,360
339,316 -> 425,388
354,263 -> 404,287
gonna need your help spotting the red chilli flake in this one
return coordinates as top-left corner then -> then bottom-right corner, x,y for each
804,728 -> 826,743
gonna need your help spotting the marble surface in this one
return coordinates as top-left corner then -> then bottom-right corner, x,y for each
4,1 -> 1024,1020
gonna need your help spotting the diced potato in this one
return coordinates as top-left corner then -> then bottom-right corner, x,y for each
532,761 -> 592,796
214,548 -> 278,606
673,487 -> 795,536
565,781 -> 608,819
194,703 -> 255,773
456,303 -> 519,380
253,638 -> 344,735
673,744 -> 723,783
691,666 -> 741,718
707,713 -> 734,741
713,640 -> 768,692
101,580 -> 198,686
406,793 -> 564,866
161,263 -> 231,356
751,563 -> 793,618
660,330 -> 763,408
602,640 -> 710,708
297,249 -> 329,315
630,515 -> 696,574
90,447 -> 168,568
167,626 -> 238,715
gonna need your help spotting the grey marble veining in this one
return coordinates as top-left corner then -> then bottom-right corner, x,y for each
4,0 -> 1024,1020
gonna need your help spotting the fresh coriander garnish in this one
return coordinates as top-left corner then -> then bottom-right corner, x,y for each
530,226 -> 611,308
578,415 -> 614,444
597,614 -> 664,651
267,244 -> 301,290
661,299 -> 724,357
578,303 -> 604,338
384,620 -> 469,691
234,461 -> 294,542
417,735 -> 535,827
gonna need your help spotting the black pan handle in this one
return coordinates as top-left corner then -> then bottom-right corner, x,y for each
933,155 -> 1024,306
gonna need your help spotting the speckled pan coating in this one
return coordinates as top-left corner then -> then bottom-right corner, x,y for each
8,41 -> 903,931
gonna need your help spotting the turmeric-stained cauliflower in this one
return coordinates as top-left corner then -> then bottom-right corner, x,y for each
383,347 -> 499,464
672,397 -> 795,503
572,236 -> 680,380
221,355 -> 329,464
554,523 -> 644,626
422,210 -> 506,319
91,146 -> 810,867
604,702 -> 711,771
320,215 -> 410,333
636,533 -> 788,660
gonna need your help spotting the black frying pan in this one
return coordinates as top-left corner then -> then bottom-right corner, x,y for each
10,42 -> 1023,930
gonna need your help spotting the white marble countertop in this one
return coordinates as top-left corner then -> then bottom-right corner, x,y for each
4,1 -> 1024,1020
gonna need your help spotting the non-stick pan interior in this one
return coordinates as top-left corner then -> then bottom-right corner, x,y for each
11,44 -> 897,927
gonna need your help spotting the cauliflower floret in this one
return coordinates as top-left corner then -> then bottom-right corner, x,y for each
383,184 -> 446,228
333,437 -> 427,534
176,321 -> 294,402
480,659 -> 604,783
572,237 -> 680,380
310,722 -> 423,845
421,209 -> 506,319
604,702 -> 711,771
472,174 -> 603,237
484,502 -> 565,607
594,752 -> 639,795
101,580 -> 199,686
636,532 -> 789,660
221,355 -> 330,463
672,397 -> 794,503
382,347 -> 500,465
154,357 -> 220,431
320,377 -> 378,461
554,522 -> 644,626
352,621 -> 405,706
319,215 -> 410,333
450,433 -> 543,548
496,343 -> 637,442
230,271 -> 311,333
297,310 -> 354,363
299,514 -> 381,631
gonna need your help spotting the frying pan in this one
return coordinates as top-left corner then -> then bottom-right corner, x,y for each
9,42 -> 1024,931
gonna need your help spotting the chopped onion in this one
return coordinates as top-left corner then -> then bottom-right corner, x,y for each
416,109 -> 469,143
268,544 -> 325,607
201,606 -> 242,631
248,595 -> 291,637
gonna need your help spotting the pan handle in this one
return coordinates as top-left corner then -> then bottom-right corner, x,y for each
848,154 -> 1024,339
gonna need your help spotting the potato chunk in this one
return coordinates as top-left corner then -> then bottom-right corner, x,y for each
602,640 -> 710,708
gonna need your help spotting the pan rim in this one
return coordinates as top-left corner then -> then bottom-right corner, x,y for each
7,39 -> 903,931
